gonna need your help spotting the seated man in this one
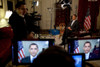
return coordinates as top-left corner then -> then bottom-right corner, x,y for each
61,14 -> 79,45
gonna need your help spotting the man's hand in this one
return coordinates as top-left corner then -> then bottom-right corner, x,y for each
67,27 -> 72,30
27,32 -> 34,39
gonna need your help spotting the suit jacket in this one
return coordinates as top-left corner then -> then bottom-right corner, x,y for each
9,11 -> 28,40
64,20 -> 78,36
21,56 -> 31,63
21,56 -> 37,63
67,20 -> 79,32
89,53 -> 98,59
62,20 -> 79,44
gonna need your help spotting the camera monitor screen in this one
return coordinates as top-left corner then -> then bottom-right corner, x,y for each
68,37 -> 100,61
71,53 -> 85,67
12,39 -> 54,65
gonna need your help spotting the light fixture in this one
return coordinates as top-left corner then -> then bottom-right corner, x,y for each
32,0 -> 39,12
0,10 -> 12,28
33,1 -> 39,7
0,18 -> 9,28
5,10 -> 12,19
36,1 -> 39,6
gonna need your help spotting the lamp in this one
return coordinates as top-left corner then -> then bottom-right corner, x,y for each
0,18 -> 9,28
33,1 -> 39,6
36,1 -> 39,6
5,10 -> 12,19
32,0 -> 39,12
0,10 -> 12,28
0,11 -> 12,28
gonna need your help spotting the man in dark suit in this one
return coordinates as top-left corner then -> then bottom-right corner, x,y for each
9,1 -> 34,41
21,43 -> 39,63
61,14 -> 79,45
83,41 -> 97,60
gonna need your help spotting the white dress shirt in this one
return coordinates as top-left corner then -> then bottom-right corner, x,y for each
30,55 -> 37,63
71,20 -> 76,26
85,52 -> 90,60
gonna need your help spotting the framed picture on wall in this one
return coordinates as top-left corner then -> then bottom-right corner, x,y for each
0,0 -> 3,8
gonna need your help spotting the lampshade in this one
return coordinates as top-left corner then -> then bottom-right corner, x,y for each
5,11 -> 12,19
0,18 -> 9,28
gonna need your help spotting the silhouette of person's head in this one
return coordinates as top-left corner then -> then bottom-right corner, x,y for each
30,46 -> 75,66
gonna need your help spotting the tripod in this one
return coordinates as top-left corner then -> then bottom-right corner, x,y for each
47,8 -> 53,30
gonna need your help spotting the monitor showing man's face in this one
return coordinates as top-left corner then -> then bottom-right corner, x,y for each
68,38 -> 100,60
14,40 -> 50,64
29,45 -> 39,57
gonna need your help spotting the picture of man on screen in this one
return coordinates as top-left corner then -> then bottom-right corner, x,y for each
21,43 -> 39,63
83,41 -> 97,60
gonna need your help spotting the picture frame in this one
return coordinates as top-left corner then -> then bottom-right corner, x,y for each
0,0 -> 3,8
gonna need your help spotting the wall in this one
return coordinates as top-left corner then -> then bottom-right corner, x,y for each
0,0 -> 100,29
26,0 -> 58,29
0,0 -> 7,18
0,0 -> 17,28
40,0 -> 57,29
70,0 -> 79,16
25,0 -> 79,29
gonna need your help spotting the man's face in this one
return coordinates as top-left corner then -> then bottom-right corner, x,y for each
18,5 -> 27,15
72,15 -> 76,20
83,43 -> 91,54
29,45 -> 38,57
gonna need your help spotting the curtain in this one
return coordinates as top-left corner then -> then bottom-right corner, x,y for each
99,0 -> 100,6
89,1 -> 99,31
78,0 -> 88,30
78,0 -> 99,31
